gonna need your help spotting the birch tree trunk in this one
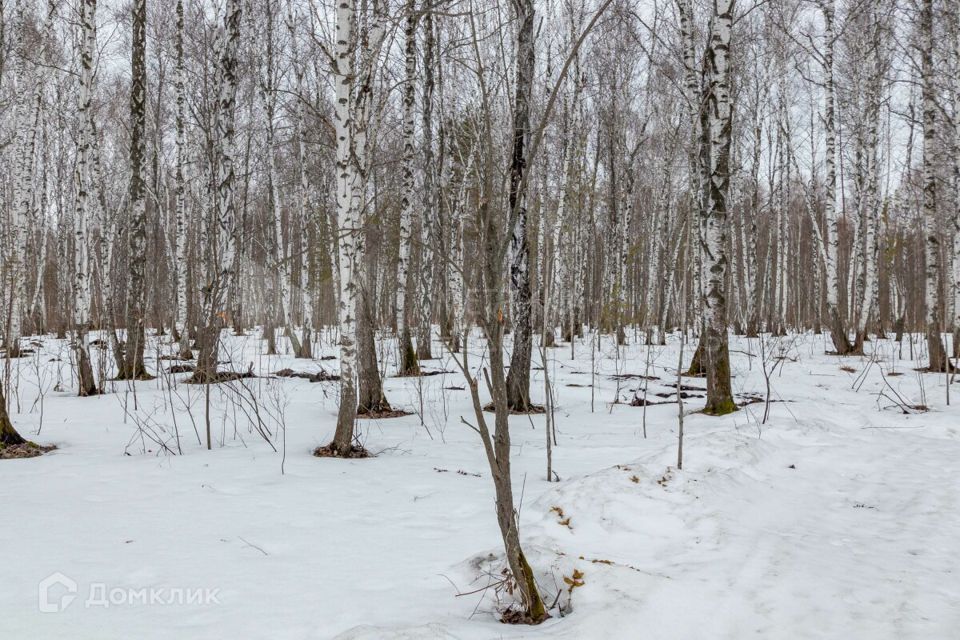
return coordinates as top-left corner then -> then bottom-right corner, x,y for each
328,0 -> 388,452
702,0 -> 736,415
121,0 -> 150,381
816,0 -> 854,354
30,130 -> 51,333
921,0 -> 949,372
744,90 -> 763,336
328,0 -> 361,452
505,0 -> 537,411
354,4 -> 391,415
951,4 -> 960,357
8,5 -> 45,359
397,0 -> 420,375
73,0 -> 99,397
174,0 -> 192,360
193,0 -> 242,383
678,0 -> 707,375
447,146 -> 472,354
853,13 -> 886,352
286,0 -> 313,359
416,8 -> 436,361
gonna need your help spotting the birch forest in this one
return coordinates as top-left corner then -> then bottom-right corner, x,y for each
3,0 -> 960,637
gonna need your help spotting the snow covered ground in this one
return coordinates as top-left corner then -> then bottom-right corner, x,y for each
2,329 -> 958,639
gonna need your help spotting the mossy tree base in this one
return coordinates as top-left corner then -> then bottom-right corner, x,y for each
515,550 -> 548,624
0,441 -> 57,460
704,326 -> 736,416
113,368 -> 156,382
313,443 -> 371,458
703,399 -> 739,416
0,427 -> 27,447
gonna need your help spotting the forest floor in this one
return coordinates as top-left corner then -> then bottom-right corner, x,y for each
1,329 -> 958,639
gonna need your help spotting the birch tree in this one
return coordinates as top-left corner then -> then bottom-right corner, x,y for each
701,0 -> 737,415
325,0 -> 389,456
286,0 -> 313,359
505,0 -> 537,411
120,0 -> 150,381
415,7 -> 436,362
815,0 -> 854,354
7,4 -> 46,359
951,1 -> 960,357
677,0 -> 708,375
192,0 -> 242,383
73,0 -> 99,397
397,0 -> 420,376
920,0 -> 949,372
173,0 -> 191,360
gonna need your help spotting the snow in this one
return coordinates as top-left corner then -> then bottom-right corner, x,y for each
2,330 -> 958,639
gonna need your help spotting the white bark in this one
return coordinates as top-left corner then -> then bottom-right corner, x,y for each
331,0 -> 387,444
952,4 -> 960,334
449,149 -> 473,346
10,3 -> 52,348
921,0 -> 947,369
174,0 -> 188,341
815,0 -> 850,350
73,0 -> 97,331
677,0 -> 700,325
211,0 -> 242,323
702,0 -> 735,412
397,0 -> 417,343
285,0 -> 313,340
